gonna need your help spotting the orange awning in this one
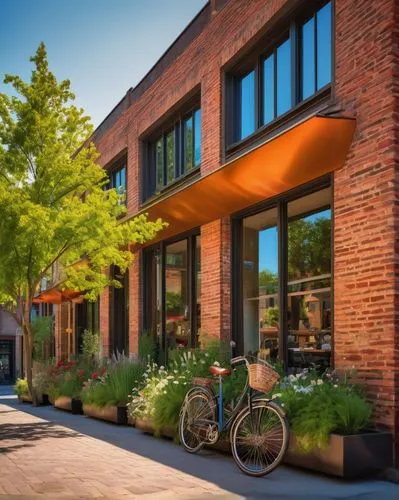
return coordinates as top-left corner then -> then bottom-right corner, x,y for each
33,287 -> 82,304
135,115 -> 355,245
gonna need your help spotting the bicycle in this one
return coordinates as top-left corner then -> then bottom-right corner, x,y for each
178,355 -> 289,477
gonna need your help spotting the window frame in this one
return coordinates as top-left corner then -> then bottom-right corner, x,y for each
105,156 -> 128,207
225,0 -> 333,155
231,175 -> 333,371
142,103 -> 201,204
142,228 -> 201,364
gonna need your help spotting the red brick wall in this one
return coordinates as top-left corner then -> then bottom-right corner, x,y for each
91,0 -> 399,464
128,252 -> 141,358
333,0 -> 398,460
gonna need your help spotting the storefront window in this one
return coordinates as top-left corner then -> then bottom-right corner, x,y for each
165,240 -> 189,349
243,207 -> 279,360
239,185 -> 332,371
143,233 -> 201,361
287,189 -> 331,370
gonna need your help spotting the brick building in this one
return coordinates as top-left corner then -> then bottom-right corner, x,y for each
53,0 -> 399,464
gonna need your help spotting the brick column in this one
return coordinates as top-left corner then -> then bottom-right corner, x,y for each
129,250 -> 141,359
201,217 -> 231,343
334,0 -> 398,464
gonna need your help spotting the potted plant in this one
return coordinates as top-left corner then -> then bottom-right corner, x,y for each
82,358 -> 144,425
14,378 -> 32,403
270,370 -> 393,478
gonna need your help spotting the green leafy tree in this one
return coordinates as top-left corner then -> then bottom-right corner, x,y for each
0,44 -> 166,403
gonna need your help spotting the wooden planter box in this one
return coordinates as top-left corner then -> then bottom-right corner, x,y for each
284,432 -> 393,479
54,396 -> 83,415
18,394 -> 32,403
135,418 -> 175,439
83,404 -> 128,425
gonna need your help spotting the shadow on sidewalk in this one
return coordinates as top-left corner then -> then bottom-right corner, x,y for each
1,395 -> 397,500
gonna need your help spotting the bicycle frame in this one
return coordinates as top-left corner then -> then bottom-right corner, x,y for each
216,373 -> 251,432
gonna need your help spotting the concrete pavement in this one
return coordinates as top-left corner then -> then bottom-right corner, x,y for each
0,387 -> 397,499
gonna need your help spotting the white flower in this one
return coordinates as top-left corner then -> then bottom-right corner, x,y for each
200,360 -> 205,364
281,403 -> 285,407
317,379 -> 323,385
160,365 -> 165,371
213,361 -> 220,367
205,352 -> 209,358
173,380 -> 179,384
311,380 -> 316,386
288,374 -> 296,383
271,393 -> 282,400
333,384 -> 338,388
143,373 -> 149,378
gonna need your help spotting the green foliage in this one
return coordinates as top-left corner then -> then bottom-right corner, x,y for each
263,306 -> 279,327
82,359 -> 145,407
271,370 -> 372,453
31,316 -> 53,360
81,329 -> 100,360
14,377 -> 29,396
138,331 -> 156,362
0,44 -> 166,397
259,269 -> 278,293
165,291 -> 181,312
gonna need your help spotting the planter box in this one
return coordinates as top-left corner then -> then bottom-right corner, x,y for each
135,418 -> 175,439
83,404 -> 128,425
18,394 -> 32,403
54,396 -> 83,415
284,432 -> 393,479
41,393 -> 50,406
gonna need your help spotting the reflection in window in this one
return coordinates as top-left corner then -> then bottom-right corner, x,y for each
300,1 -> 332,100
239,70 -> 256,140
194,109 -> 201,167
166,131 -> 175,184
165,240 -> 189,350
155,138 -> 163,190
276,38 -> 291,116
243,208 -> 279,360
109,165 -> 127,205
287,189 -> 332,371
184,116 -> 193,172
263,54 -> 275,125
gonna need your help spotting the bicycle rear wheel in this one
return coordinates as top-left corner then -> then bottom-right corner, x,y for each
179,389 -> 216,453
230,401 -> 289,477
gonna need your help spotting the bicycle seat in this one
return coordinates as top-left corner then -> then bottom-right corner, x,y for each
209,365 -> 231,377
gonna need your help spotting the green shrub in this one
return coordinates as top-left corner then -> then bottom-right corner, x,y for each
82,358 -> 145,407
81,329 -> 100,360
271,370 -> 372,453
138,331 -> 156,362
14,378 -> 29,396
31,316 -> 53,361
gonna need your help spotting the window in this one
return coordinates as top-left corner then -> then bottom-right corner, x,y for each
300,1 -> 332,100
228,1 -> 332,146
143,232 -> 201,363
236,183 -> 332,372
144,106 -> 201,201
107,163 -> 127,205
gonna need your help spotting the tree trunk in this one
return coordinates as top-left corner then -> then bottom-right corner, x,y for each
23,324 -> 39,405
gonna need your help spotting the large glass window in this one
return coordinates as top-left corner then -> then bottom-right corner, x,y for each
143,233 -> 201,362
229,1 -> 332,146
108,164 -> 127,205
239,185 -> 332,371
300,1 -> 332,100
243,208 -> 279,360
287,189 -> 331,370
239,70 -> 256,140
165,240 -> 189,349
145,106 -> 201,201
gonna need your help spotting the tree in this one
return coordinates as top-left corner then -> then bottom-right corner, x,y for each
0,43 -> 166,403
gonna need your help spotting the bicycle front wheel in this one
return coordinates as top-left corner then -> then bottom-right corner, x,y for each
230,401 -> 289,477
179,389 -> 216,454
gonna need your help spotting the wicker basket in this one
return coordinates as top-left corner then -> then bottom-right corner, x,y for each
248,363 -> 280,393
192,377 -> 214,387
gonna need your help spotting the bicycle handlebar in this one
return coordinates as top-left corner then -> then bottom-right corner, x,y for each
231,356 -> 249,368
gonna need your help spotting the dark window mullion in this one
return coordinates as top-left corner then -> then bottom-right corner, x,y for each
278,200 -> 288,371
162,134 -> 167,187
192,110 -> 196,169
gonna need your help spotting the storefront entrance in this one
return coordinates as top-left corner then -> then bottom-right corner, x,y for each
0,339 -> 15,384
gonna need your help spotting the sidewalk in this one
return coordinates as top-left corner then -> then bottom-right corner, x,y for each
0,391 -> 398,499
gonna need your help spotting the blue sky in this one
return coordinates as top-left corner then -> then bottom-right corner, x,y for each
0,0 -> 207,128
